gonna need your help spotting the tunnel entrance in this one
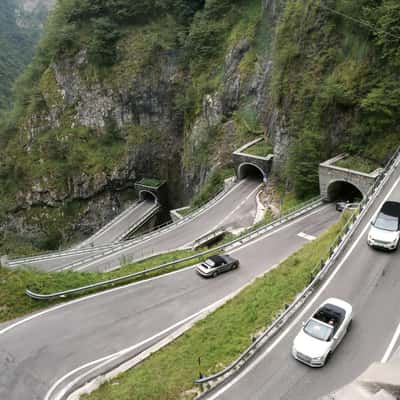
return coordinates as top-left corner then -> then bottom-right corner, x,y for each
326,181 -> 363,202
237,163 -> 265,181
139,190 -> 158,203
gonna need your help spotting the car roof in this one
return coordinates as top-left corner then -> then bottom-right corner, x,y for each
208,255 -> 225,265
380,201 -> 400,218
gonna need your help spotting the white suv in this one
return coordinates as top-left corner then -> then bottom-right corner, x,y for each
368,201 -> 400,251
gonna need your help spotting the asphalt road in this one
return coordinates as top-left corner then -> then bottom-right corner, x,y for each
8,201 -> 159,270
207,163 -> 400,400
0,202 -> 338,400
22,177 -> 262,272
76,200 -> 159,248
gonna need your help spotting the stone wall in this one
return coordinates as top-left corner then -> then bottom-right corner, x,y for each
233,138 -> 274,181
319,154 -> 382,201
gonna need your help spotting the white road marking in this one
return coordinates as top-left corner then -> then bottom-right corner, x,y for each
45,275 -> 274,400
0,204 -> 328,338
45,206 -> 331,399
72,180 -> 248,272
297,232 -> 316,241
214,184 -> 262,230
206,171 -> 400,400
381,320 -> 400,363
182,183 -> 263,248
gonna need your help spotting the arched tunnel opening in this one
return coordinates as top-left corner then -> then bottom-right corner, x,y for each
327,181 -> 363,202
237,163 -> 265,181
139,190 -> 158,203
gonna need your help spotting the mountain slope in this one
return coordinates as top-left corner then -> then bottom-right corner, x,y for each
0,0 -> 53,110
0,0 -> 399,256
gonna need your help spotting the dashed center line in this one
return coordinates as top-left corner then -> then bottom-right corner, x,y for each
297,232 -> 316,241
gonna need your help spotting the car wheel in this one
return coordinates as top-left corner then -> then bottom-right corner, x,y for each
212,271 -> 218,278
232,263 -> 238,270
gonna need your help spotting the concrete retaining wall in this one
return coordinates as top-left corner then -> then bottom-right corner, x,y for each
319,154 -> 382,201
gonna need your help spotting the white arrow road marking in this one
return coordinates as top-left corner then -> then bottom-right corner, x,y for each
297,232 -> 316,241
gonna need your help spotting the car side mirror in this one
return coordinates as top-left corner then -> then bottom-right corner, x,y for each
333,335 -> 339,341
302,321 -> 306,327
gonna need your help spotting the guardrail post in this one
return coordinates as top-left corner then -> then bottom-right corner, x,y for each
0,255 -> 8,268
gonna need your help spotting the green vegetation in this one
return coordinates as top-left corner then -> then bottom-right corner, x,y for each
273,0 -> 400,198
243,140 -> 273,157
138,178 -> 163,188
1,0 -> 399,253
0,0 -> 49,110
0,0 -> 262,255
82,212 -> 350,400
0,249 -> 210,323
335,155 -> 380,174
190,167 -> 235,209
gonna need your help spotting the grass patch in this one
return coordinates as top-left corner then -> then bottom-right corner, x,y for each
243,141 -> 273,157
177,207 -> 194,218
334,156 -> 380,174
0,249 -> 213,323
137,178 -> 164,188
82,213 -> 350,400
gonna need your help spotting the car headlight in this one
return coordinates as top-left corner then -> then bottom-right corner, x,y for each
312,355 -> 324,362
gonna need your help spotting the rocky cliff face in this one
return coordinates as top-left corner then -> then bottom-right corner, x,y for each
0,0 -> 325,254
5,0 -> 395,254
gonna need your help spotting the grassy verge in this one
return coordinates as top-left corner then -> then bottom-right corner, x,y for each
82,213 -> 350,400
177,207 -> 194,218
0,249 -> 213,323
137,178 -> 164,188
335,156 -> 380,174
243,140 -> 273,157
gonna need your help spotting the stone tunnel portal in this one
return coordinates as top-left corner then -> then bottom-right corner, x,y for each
139,190 -> 158,203
237,163 -> 266,181
326,180 -> 363,202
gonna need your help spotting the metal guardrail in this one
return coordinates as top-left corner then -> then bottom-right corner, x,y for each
10,179 -> 237,268
193,146 -> 400,392
26,196 -> 323,300
113,204 -> 160,242
191,229 -> 226,250
75,200 -> 143,249
14,183 -> 238,267
9,202 -> 147,266
50,180 -> 255,272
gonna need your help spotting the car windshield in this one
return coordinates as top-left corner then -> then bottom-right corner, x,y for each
304,319 -> 333,341
374,214 -> 398,231
204,259 -> 216,268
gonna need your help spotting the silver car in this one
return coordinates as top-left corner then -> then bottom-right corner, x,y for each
292,298 -> 353,367
196,254 -> 239,278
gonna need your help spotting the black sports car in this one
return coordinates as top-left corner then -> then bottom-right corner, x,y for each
196,254 -> 239,278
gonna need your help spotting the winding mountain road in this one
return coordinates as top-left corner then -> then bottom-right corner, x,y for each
0,201 -> 338,400
12,177 -> 262,272
75,200 -> 159,248
205,158 -> 400,400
